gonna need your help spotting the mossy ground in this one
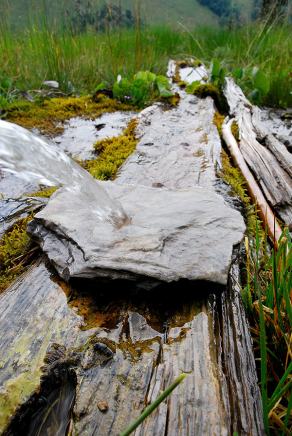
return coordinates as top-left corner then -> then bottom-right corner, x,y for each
5,95 -> 133,136
0,217 -> 37,292
84,119 -> 138,180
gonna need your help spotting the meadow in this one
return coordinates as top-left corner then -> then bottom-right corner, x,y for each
0,20 -> 291,107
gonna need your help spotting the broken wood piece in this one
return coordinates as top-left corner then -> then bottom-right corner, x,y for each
224,78 -> 292,228
222,117 -> 282,246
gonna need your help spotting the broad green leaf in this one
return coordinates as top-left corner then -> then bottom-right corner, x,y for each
134,71 -> 156,84
156,75 -> 173,98
233,67 -> 243,80
211,59 -> 221,80
185,80 -> 200,94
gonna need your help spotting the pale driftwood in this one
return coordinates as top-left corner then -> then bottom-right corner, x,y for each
224,78 -> 292,228
222,118 -> 282,245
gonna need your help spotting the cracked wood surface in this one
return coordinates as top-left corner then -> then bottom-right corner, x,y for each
0,68 -> 264,435
224,78 -> 292,228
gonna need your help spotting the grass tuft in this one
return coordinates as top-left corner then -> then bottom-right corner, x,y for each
244,229 -> 292,434
0,217 -> 37,292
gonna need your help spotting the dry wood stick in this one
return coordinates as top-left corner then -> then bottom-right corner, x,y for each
222,118 -> 282,248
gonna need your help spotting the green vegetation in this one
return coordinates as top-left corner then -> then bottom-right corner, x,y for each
0,23 -> 291,108
213,113 -> 291,434
0,217 -> 36,292
85,118 -> 138,180
28,187 -> 58,198
244,229 -> 292,435
120,373 -> 187,436
4,95 -> 133,135
112,70 -> 174,107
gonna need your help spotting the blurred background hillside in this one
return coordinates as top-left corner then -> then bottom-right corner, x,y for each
1,0 -> 291,31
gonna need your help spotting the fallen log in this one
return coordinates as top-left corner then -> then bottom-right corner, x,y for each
224,78 -> 292,228
222,117 -> 282,246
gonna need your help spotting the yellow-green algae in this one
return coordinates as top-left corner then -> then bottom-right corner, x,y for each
5,95 -> 134,136
84,118 -> 138,180
0,217 -> 36,293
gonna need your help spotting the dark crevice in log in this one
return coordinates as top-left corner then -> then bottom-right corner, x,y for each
4,349 -> 77,436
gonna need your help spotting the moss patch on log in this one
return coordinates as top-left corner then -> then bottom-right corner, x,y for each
187,83 -> 229,113
0,217 -> 37,293
84,119 -> 138,180
213,112 -> 239,141
213,112 -> 264,239
5,95 -> 133,136
219,150 -> 264,240
28,187 -> 57,198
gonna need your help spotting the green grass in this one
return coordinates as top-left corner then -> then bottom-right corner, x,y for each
0,22 -> 291,107
244,228 -> 292,434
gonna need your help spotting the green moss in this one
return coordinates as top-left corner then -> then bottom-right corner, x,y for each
0,217 -> 36,292
28,186 -> 57,198
231,120 -> 240,141
84,119 -> 138,180
5,95 -> 133,136
187,82 -> 229,113
219,151 -> 264,240
213,111 -> 225,137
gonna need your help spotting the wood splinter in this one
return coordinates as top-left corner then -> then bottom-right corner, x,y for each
222,117 -> 282,248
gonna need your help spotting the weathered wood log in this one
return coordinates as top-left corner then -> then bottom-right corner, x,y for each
222,118 -> 282,245
0,261 -> 264,435
224,78 -> 292,228
0,64 -> 264,435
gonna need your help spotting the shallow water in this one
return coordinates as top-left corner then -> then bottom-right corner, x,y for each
0,119 -> 128,226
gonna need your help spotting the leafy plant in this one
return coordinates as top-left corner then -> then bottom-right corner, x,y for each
112,70 -> 174,107
0,76 -> 19,108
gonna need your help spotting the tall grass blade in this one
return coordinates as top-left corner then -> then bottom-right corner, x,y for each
120,373 -> 187,436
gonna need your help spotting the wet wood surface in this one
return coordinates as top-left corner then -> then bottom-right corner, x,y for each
0,68 -> 264,435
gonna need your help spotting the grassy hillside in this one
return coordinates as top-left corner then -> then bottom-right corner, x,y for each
1,0 -> 255,31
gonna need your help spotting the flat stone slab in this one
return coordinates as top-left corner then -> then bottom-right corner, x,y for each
29,182 -> 245,286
